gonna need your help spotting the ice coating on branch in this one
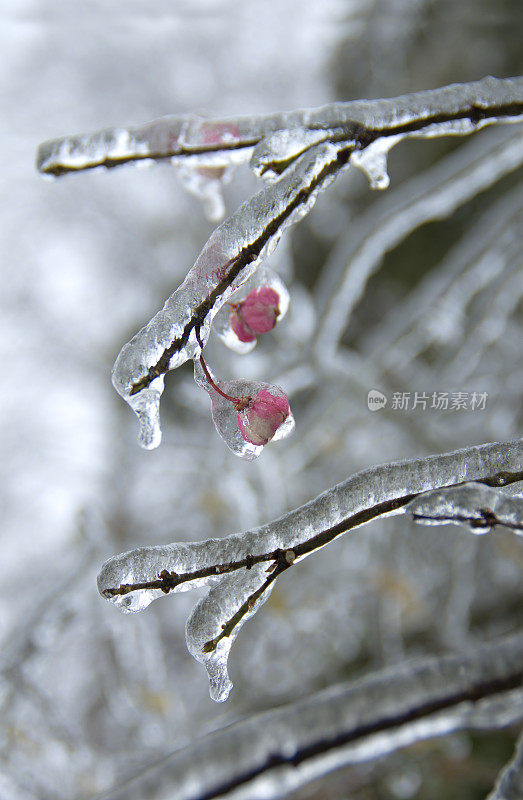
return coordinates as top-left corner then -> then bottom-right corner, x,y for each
112,142 -> 341,449
36,112 -> 252,176
193,359 -> 294,459
37,126 -> 152,173
350,136 -> 402,190
88,636 -> 523,796
37,77 -> 523,179
176,163 -> 232,222
98,439 -> 522,699
213,266 -> 289,353
488,734 -> 523,800
250,127 -> 340,179
186,564 -> 274,702
406,482 -> 523,534
98,533 -> 289,616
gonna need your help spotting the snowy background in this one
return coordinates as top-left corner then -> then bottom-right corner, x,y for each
1,1 -> 522,798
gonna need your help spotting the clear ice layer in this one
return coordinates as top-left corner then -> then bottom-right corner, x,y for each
249,127 -> 342,179
406,481 -> 523,534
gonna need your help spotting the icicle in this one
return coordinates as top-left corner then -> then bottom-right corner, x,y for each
350,136 -> 402,190
186,564 -> 274,702
173,119 -> 243,220
128,379 -> 164,450
176,163 -> 232,222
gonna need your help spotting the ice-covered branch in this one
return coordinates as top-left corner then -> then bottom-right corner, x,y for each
111,139 -> 347,449
37,76 -> 523,178
98,438 -> 523,700
487,734 -> 523,800
98,632 -> 523,800
406,481 -> 523,534
36,77 -> 523,451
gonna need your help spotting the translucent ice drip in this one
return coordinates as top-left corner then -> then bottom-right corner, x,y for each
186,564 -> 274,702
350,135 -> 402,190
176,162 -> 233,222
127,379 -> 164,450
174,119 -> 244,221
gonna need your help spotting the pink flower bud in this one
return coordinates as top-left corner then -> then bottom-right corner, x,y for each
237,389 -> 290,446
230,287 -> 280,343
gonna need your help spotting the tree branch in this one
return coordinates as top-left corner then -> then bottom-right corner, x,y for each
97,438 -> 523,700
313,127 -> 523,361
37,76 -> 523,177
406,482 -> 523,534
36,77 -> 523,451
95,632 -> 523,800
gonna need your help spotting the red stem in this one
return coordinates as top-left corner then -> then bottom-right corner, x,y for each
199,355 -> 240,404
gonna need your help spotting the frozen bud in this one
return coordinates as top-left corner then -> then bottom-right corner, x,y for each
194,359 -> 294,460
213,267 -> 289,355
230,287 -> 280,343
237,389 -> 289,446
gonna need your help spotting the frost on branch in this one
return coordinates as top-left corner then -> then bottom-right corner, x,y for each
97,438 -> 522,701
193,357 -> 294,460
406,482 -> 523,534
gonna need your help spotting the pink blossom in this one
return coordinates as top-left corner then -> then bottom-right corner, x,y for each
237,389 -> 289,446
230,287 -> 280,343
